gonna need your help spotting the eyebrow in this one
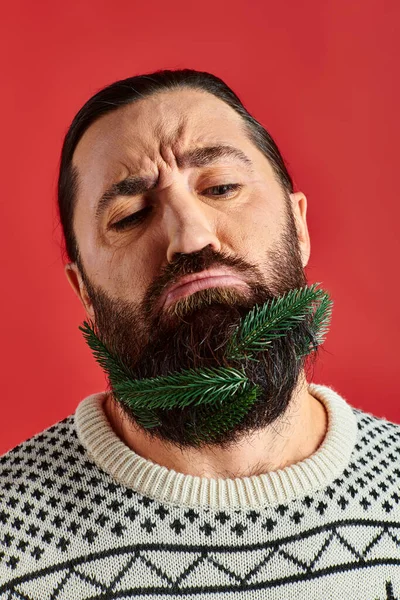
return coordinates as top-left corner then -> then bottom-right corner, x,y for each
95,144 -> 254,221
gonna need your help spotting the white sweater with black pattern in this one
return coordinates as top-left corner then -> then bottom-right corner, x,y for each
1,384 -> 400,599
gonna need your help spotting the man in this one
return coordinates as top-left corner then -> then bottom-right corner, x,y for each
1,69 -> 399,598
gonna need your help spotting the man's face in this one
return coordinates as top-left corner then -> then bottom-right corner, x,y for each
67,88 -> 311,448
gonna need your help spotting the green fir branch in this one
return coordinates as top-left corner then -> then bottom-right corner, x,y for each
226,284 -> 328,360
79,320 -> 131,381
80,320 -> 162,428
113,366 -> 253,412
290,292 -> 333,358
129,406 -> 162,429
309,293 -> 333,347
80,320 -> 256,427
184,385 -> 261,446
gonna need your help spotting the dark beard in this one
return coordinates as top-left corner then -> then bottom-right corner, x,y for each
78,201 -> 313,450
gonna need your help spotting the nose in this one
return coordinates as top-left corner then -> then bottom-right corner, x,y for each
162,186 -> 222,263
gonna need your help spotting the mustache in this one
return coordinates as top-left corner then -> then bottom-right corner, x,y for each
143,244 -> 265,316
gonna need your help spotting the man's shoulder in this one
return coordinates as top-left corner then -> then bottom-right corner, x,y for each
350,400 -> 400,451
1,413 -> 77,461
347,402 -> 400,484
351,402 -> 400,437
1,391 -> 108,469
0,413 -> 89,496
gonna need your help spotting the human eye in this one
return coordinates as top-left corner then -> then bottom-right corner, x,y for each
109,183 -> 242,232
202,183 -> 242,197
110,206 -> 152,232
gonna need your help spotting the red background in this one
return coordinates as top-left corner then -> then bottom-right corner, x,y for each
1,1 -> 399,455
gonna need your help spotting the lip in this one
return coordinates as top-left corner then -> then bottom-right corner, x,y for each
162,268 -> 248,309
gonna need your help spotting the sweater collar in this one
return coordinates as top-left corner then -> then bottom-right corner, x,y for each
74,384 -> 358,510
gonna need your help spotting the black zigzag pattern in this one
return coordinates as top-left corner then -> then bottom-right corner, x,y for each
1,520 -> 400,597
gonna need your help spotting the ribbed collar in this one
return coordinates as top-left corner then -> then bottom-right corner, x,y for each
74,384 -> 358,510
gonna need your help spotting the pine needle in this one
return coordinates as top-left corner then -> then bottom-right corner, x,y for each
113,366 -> 253,412
309,293 -> 333,347
79,320 -> 131,381
184,385 -> 261,446
226,284 -> 329,360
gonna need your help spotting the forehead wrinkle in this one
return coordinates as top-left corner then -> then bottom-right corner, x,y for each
75,92 -> 261,213
153,115 -> 188,148
154,116 -> 190,168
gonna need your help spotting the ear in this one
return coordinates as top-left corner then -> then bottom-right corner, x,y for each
289,191 -> 311,268
64,262 -> 95,321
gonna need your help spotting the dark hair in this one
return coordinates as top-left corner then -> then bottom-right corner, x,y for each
57,69 -> 294,264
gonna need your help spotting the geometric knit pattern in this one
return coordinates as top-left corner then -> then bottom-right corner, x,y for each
1,385 -> 400,598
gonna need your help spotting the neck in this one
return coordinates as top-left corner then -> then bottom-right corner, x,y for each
103,371 -> 327,479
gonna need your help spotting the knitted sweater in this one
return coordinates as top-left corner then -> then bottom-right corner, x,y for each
1,384 -> 400,599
